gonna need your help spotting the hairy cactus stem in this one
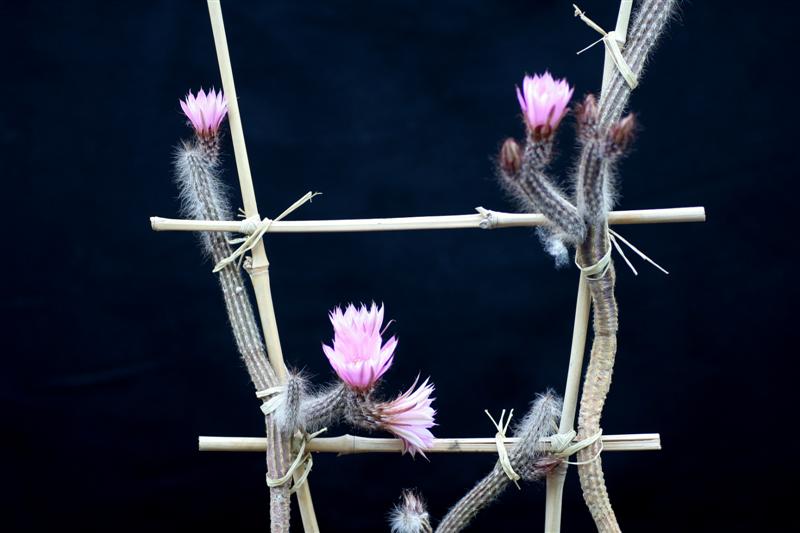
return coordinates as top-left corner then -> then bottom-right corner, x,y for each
275,374 -> 347,436
598,0 -> 678,128
434,392 -> 562,533
519,137 -> 586,244
572,2 -> 677,531
173,135 -> 293,532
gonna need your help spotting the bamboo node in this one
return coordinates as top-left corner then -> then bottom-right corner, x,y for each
475,206 -> 498,230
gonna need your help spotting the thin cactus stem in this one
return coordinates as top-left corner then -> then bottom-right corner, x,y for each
174,140 -> 292,532
576,139 -> 608,225
436,469 -> 510,533
435,393 -> 562,533
276,375 -> 347,435
572,1 -> 677,531
598,0 -> 677,128
518,140 -> 586,244
575,243 -> 620,533
301,384 -> 347,433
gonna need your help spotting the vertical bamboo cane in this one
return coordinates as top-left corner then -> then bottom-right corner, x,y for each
601,0 -> 633,93
543,1 -> 632,531
544,276 -> 590,532
206,1 -> 320,531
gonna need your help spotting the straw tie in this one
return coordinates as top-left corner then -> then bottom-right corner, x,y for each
213,191 -> 321,272
573,4 -> 638,89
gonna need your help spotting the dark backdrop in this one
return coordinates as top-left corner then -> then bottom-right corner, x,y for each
2,1 -> 793,531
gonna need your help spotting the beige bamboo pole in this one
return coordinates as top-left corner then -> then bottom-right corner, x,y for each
150,206 -> 706,233
206,2 -> 319,531
544,275 -> 591,531
544,2 -> 634,531
198,433 -> 661,454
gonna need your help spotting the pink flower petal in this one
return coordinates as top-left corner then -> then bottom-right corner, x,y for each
378,378 -> 437,457
322,302 -> 398,391
179,87 -> 229,137
515,72 -> 574,131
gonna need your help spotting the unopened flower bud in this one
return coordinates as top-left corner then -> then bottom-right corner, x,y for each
609,113 -> 636,152
533,455 -> 563,477
574,94 -> 598,132
499,138 -> 522,174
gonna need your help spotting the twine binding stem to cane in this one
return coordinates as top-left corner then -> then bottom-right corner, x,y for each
213,191 -> 321,272
550,429 -> 604,465
573,4 -> 639,89
575,229 -> 668,279
485,409 -> 521,489
256,385 -> 287,416
265,428 -> 327,495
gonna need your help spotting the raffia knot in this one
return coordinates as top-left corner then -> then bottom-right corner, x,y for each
573,4 -> 638,89
213,191 -> 321,273
550,429 -> 604,466
265,427 -> 326,494
576,228 -> 669,279
485,409 -> 521,489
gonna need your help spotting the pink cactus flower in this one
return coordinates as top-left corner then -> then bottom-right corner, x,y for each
179,88 -> 228,137
322,303 -> 398,391
378,378 -> 436,457
515,72 -> 574,139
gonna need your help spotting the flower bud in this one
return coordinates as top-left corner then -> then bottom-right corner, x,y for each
609,113 -> 636,152
499,138 -> 522,174
574,94 -> 598,133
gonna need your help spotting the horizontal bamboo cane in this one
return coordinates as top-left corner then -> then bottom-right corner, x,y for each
198,433 -> 660,454
151,206 -> 705,234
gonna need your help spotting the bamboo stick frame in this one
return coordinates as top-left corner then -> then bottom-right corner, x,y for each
151,1 -> 705,532
198,433 -> 661,454
150,206 -> 705,234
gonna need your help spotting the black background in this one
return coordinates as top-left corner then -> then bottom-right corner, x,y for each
2,1 -> 793,531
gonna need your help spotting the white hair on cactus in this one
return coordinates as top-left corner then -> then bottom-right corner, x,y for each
172,141 -> 232,253
272,371 -> 307,435
537,227 -> 570,268
389,490 -> 432,533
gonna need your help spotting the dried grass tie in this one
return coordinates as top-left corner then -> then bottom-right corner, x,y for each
213,191 -> 321,272
485,409 -> 521,489
573,4 -> 638,89
265,428 -> 327,494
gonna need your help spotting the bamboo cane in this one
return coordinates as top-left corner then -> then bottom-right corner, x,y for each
544,275 -> 592,532
198,433 -> 661,454
150,206 -> 705,233
206,2 -> 319,531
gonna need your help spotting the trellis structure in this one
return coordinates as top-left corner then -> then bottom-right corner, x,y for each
150,1 -> 704,531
